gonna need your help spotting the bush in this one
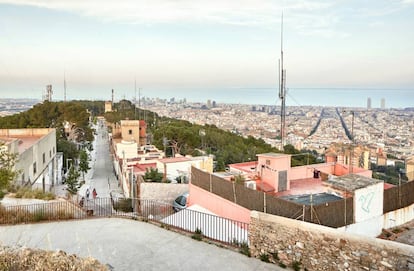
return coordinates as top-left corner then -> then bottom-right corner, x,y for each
191,228 -> 203,241
239,242 -> 251,257
113,198 -> 133,212
292,260 -> 302,271
259,253 -> 270,263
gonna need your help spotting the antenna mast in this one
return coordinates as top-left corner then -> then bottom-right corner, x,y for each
64,70 -> 67,102
279,14 -> 287,150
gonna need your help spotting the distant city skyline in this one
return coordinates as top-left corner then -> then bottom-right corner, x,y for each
0,1 -> 413,106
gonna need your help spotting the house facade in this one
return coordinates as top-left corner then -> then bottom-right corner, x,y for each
0,128 -> 58,191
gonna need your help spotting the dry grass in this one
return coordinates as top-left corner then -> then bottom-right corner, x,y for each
14,187 -> 55,200
0,204 -> 75,224
0,246 -> 109,271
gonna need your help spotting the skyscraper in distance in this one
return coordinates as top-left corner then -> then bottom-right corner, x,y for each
381,98 -> 385,109
367,97 -> 371,109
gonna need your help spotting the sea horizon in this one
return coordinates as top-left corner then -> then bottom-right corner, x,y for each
1,87 -> 413,109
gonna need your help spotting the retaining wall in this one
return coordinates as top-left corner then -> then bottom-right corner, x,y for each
249,211 -> 414,271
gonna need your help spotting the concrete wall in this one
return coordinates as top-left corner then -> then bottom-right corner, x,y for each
337,202 -> 414,238
249,211 -> 414,271
290,163 -> 335,180
116,141 -> 138,159
156,160 -> 191,181
354,182 -> 383,223
189,184 -> 251,224
140,183 -> 188,204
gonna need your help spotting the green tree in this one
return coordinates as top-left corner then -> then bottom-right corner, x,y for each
143,168 -> 163,182
65,166 -> 80,195
78,150 -> 90,181
0,145 -> 18,195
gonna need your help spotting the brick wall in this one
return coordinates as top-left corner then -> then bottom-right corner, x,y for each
249,211 -> 414,271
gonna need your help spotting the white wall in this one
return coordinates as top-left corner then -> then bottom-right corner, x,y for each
353,182 -> 383,223
339,202 -> 414,238
116,141 -> 138,159
157,161 -> 191,181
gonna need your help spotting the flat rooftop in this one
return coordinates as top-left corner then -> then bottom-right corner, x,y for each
324,174 -> 383,192
281,193 -> 343,205
257,153 -> 290,158
1,135 -> 43,154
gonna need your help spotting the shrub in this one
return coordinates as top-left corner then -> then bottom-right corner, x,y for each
239,242 -> 251,257
292,260 -> 302,271
271,252 -> 279,261
33,209 -> 46,222
191,228 -> 203,241
259,253 -> 270,263
113,198 -> 133,212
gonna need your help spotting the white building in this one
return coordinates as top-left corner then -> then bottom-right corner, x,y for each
0,128 -> 59,191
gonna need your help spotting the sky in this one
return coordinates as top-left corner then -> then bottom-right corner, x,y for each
0,0 -> 413,104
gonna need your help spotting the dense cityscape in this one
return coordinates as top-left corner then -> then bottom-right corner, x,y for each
142,97 -> 414,160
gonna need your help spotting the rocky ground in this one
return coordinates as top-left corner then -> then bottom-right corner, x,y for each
0,246 -> 109,271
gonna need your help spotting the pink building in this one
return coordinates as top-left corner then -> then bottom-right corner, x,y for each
188,152 -> 374,224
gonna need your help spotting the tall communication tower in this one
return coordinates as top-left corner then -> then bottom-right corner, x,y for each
112,89 -> 114,104
278,14 -> 287,150
43,85 -> 53,102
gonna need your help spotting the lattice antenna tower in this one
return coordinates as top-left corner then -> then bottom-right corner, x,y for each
278,14 -> 287,150
43,84 -> 53,102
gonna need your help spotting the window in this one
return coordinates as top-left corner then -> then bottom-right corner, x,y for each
128,129 -> 133,135
49,150 -> 52,158
43,153 -> 46,164
33,162 -> 37,175
53,147 -> 55,154
266,159 -> 271,165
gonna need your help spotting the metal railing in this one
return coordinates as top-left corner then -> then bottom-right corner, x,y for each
0,197 -> 249,247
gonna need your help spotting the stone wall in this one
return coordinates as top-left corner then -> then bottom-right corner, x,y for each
140,183 -> 188,203
249,211 -> 414,271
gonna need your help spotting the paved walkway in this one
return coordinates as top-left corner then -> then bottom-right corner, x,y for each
0,218 -> 284,271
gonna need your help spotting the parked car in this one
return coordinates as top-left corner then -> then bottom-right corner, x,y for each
173,192 -> 189,212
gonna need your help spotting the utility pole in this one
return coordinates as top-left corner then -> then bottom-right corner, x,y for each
279,14 -> 287,151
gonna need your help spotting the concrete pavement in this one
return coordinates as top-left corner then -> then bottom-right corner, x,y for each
82,121 -> 122,199
0,218 -> 284,271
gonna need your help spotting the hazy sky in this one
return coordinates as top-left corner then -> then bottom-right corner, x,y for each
0,0 -> 413,101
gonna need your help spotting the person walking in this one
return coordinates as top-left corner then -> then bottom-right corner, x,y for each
86,188 -> 90,200
92,188 -> 97,199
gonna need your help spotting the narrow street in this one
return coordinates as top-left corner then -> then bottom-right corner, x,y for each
79,120 -> 123,214
85,120 -> 121,198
